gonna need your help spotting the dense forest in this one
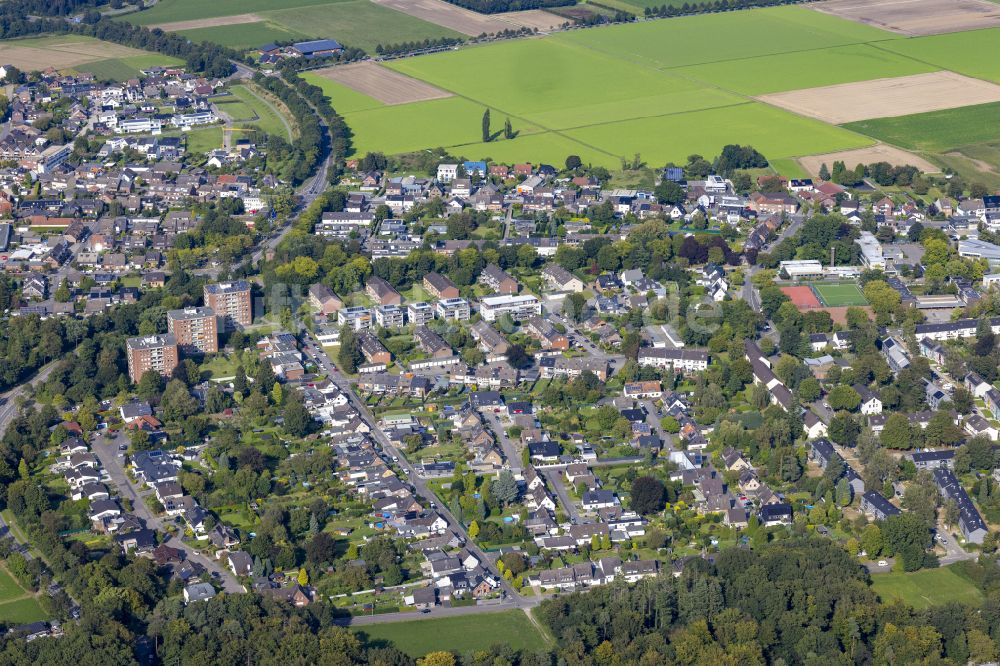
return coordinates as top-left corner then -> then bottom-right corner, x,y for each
1,539 -> 1000,663
441,0 -> 575,14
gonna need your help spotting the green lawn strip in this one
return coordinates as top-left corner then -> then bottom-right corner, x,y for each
228,84 -> 294,140
353,609 -> 549,657
871,566 -> 985,609
0,596 -> 48,624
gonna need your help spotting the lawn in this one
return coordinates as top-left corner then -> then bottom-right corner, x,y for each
0,567 -> 24,602
877,28 -> 1000,85
228,84 -> 293,140
76,54 -> 185,81
842,102 -> 1000,153
677,43 -> 936,96
0,597 -> 47,624
552,5 -> 900,70
214,99 -> 258,122
183,126 -> 225,154
812,283 -> 869,307
354,609 -> 550,657
871,566 -> 985,609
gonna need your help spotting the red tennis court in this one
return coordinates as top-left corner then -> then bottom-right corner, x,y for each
781,285 -> 821,308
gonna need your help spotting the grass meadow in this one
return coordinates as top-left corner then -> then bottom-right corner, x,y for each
128,0 -> 351,25
871,566 -> 984,609
178,21 -> 308,50
300,73 -> 385,114
0,566 -> 46,624
229,84 -> 293,139
878,28 -> 1000,85
354,610 -> 551,657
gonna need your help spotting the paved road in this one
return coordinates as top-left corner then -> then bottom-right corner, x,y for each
483,410 -> 521,473
0,361 -> 58,438
540,469 -> 578,522
301,332 -> 526,605
93,432 -> 244,593
935,523 -> 977,565
640,400 -> 674,452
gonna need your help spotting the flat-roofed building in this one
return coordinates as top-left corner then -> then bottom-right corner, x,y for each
375,304 -> 405,328
436,297 -> 471,321
338,306 -> 372,330
479,294 -> 540,322
126,334 -> 179,383
407,301 -> 434,326
204,281 -> 251,331
166,306 -> 218,354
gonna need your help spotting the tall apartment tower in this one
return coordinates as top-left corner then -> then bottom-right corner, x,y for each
167,306 -> 219,354
126,334 -> 179,383
203,281 -> 252,332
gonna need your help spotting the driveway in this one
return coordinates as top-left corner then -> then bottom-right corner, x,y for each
483,410 -> 521,472
539,469 -> 579,522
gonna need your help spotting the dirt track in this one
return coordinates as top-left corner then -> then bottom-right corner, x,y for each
811,0 -> 1000,35
151,13 -> 263,32
315,62 -> 454,105
799,144 -> 940,176
758,71 -> 1000,124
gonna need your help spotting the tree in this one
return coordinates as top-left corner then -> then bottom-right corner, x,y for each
630,476 -> 666,514
828,385 -> 861,412
504,117 -> 513,140
880,413 -> 915,450
54,278 -> 70,303
819,163 -> 830,180
797,377 -> 821,403
861,523 -> 884,557
284,394 -> 315,437
491,469 -> 519,507
297,568 -> 309,586
468,520 -> 479,538
418,652 -> 456,666
882,512 -> 932,571
924,411 -> 964,447
654,180 -> 685,205
565,155 -> 582,171
481,108 -> 491,143
160,379 -> 198,422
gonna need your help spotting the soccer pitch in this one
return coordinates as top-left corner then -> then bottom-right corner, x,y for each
812,283 -> 869,307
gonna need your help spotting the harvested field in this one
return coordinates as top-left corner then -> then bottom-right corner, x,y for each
798,144 -> 939,176
314,62 -> 452,105
0,37 -> 146,70
811,0 -> 1000,36
502,9 -> 568,31
151,13 -> 262,31
781,286 -> 821,308
758,72 -> 1000,124
372,0 -> 512,34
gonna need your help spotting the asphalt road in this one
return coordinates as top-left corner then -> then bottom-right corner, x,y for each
301,332 -> 526,605
482,409 -> 521,473
539,469 -> 579,522
0,361 -> 58,438
93,431 -> 244,593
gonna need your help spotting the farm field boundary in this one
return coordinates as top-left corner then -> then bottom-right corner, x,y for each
810,0 -> 1000,36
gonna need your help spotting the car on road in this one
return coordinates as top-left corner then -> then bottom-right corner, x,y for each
877,560 -> 888,567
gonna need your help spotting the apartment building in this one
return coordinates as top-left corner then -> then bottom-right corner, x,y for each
407,301 -> 435,326
637,348 -> 710,372
479,294 -> 540,322
338,306 -> 372,330
423,272 -> 459,300
375,304 -> 406,328
436,297 -> 472,321
166,306 -> 218,354
479,264 -> 518,295
204,281 -> 252,331
126,334 -> 179,383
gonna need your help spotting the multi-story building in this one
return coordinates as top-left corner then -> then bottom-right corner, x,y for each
479,294 -> 540,322
308,283 -> 342,316
338,306 -> 372,330
407,301 -> 435,326
204,281 -> 252,332
436,297 -> 472,321
525,316 -> 568,350
423,272 -> 459,300
358,330 -> 391,365
166,306 -> 219,354
366,276 -> 401,306
479,264 -> 519,295
637,348 -> 709,372
126,334 -> 179,383
375,304 -> 406,328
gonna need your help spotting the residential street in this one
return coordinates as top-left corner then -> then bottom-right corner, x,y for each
539,469 -> 579,522
303,330 -> 526,605
482,409 -> 521,473
93,431 -> 244,593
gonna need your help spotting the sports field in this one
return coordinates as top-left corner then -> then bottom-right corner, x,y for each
353,610 -> 550,657
871,566 -> 984,609
813,283 -> 869,307
781,286 -> 821,308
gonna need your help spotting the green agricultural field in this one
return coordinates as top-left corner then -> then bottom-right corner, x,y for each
300,73 -> 384,114
229,84 -> 294,140
263,1 -> 463,54
812,283 -> 868,307
678,43 -> 936,95
552,5 -> 899,70
871,566 -> 985,609
178,21 -> 308,50
878,28 -> 1000,85
388,39 -> 743,128
129,0 -> 352,25
564,102 -> 873,165
842,102 -> 1000,153
354,610 -> 550,657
